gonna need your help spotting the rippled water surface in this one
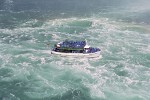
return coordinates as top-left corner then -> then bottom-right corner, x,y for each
0,0 -> 150,100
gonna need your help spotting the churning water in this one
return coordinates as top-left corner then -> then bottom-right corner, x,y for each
0,0 -> 150,100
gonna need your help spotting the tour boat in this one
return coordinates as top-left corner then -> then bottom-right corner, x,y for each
51,40 -> 101,58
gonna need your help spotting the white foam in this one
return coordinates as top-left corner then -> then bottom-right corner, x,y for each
0,15 -> 150,99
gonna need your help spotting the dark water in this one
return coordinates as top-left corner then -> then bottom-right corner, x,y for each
0,0 -> 150,100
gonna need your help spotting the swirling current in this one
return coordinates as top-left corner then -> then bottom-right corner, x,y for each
0,0 -> 150,100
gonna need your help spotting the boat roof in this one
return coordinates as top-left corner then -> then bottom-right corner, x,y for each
62,40 -> 86,44
56,40 -> 86,50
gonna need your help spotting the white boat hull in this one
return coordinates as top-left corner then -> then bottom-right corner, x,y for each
51,51 -> 101,58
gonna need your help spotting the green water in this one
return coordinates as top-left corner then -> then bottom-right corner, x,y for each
0,0 -> 150,99
0,16 -> 150,100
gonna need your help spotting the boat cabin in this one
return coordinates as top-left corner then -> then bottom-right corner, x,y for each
53,40 -> 100,53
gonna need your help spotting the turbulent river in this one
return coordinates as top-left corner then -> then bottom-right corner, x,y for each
0,0 -> 150,100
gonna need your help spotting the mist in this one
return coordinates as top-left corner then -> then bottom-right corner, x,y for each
1,0 -> 129,12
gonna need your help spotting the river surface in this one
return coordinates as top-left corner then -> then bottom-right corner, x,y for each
0,0 -> 150,100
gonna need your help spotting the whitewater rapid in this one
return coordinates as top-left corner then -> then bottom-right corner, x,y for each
0,15 -> 150,100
